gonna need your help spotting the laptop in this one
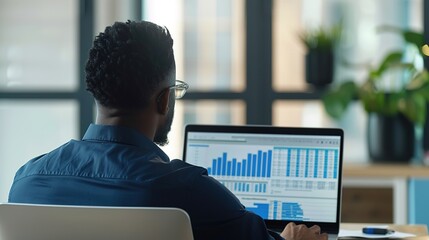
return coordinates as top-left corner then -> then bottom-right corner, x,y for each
183,124 -> 343,239
0,203 -> 194,240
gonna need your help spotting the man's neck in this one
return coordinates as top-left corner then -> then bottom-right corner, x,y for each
95,105 -> 157,141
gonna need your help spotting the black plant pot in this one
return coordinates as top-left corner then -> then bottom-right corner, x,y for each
305,49 -> 334,88
367,113 -> 415,162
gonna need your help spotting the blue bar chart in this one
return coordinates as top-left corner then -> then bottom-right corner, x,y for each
246,203 -> 269,219
188,144 -> 339,181
207,150 -> 272,178
246,201 -> 305,221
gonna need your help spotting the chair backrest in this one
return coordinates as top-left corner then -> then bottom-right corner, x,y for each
0,203 -> 194,240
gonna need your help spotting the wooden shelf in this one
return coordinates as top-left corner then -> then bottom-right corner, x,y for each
343,163 -> 429,178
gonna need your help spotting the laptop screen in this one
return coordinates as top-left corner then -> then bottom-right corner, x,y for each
183,124 -> 343,232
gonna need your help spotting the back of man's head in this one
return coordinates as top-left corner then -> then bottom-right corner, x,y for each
85,20 -> 174,109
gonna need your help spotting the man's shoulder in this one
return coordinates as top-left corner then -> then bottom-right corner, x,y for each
171,159 -> 216,176
13,140 -> 78,177
167,160 -> 243,204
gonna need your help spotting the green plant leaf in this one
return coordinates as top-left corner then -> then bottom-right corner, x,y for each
399,93 -> 427,125
299,24 -> 341,51
384,92 -> 403,115
322,81 -> 357,119
360,90 -> 385,113
403,31 -> 424,53
372,51 -> 403,79
407,70 -> 429,92
413,84 -> 429,100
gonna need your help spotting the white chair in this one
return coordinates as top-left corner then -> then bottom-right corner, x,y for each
0,203 -> 194,240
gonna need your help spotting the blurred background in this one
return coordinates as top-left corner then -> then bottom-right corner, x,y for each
0,0 -> 426,225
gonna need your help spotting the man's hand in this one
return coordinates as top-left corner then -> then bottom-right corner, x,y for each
280,222 -> 328,240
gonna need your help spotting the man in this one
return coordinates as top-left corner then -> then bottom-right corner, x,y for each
9,20 -> 327,240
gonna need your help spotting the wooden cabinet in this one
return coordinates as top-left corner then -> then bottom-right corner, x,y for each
341,187 -> 393,223
342,163 -> 429,224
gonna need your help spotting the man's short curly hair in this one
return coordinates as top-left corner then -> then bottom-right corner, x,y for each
85,20 -> 174,109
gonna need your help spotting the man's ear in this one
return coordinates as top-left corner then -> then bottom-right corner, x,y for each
157,89 -> 171,115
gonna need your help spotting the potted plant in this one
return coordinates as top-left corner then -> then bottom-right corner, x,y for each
300,25 -> 341,88
322,29 -> 428,162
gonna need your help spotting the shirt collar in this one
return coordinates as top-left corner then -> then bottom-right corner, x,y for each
82,124 -> 170,162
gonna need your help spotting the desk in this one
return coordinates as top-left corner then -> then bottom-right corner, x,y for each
342,163 -> 429,224
340,223 -> 429,239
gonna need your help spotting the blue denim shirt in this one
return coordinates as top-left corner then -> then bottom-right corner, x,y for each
9,124 -> 281,240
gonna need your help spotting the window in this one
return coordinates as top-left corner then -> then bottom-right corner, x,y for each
0,0 -> 79,202
0,101 -> 78,200
144,0 -> 246,157
144,0 -> 245,91
0,0 -> 78,91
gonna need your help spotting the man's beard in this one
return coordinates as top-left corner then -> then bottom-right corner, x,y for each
154,106 -> 174,146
